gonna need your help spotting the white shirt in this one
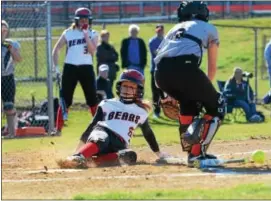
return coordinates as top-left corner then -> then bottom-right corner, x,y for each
154,20 -> 219,65
97,99 -> 149,145
63,28 -> 98,65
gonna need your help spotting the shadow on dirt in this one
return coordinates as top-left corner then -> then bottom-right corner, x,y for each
202,166 -> 271,175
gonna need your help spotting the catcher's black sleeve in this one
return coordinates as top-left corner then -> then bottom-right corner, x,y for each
140,119 -> 160,152
80,106 -> 104,143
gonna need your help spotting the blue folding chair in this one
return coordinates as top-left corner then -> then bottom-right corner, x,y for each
217,80 -> 245,122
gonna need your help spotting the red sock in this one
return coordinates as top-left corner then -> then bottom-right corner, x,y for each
191,144 -> 201,156
89,105 -> 97,117
78,142 -> 99,159
92,152 -> 118,165
56,106 -> 64,131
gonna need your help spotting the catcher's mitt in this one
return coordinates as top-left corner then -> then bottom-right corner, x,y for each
160,96 -> 179,120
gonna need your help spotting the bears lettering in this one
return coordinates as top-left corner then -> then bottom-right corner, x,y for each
108,111 -> 140,123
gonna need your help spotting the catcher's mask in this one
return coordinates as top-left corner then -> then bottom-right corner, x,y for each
74,7 -> 93,27
177,1 -> 209,22
116,70 -> 144,104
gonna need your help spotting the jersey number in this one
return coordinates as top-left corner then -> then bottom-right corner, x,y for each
83,45 -> 88,54
174,28 -> 186,40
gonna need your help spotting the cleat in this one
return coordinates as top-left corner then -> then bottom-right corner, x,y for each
187,153 -> 217,168
62,154 -> 88,169
118,149 -> 137,165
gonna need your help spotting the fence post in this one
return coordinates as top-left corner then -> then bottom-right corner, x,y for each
254,28 -> 258,101
33,8 -> 38,80
46,1 -> 54,134
139,2 -> 144,17
161,2 -> 165,16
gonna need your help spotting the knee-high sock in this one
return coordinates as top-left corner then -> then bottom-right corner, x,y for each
92,152 -> 119,165
56,106 -> 64,131
6,113 -> 17,136
78,142 -> 99,159
89,105 -> 97,117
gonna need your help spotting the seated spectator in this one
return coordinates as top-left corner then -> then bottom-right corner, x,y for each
264,38 -> 271,87
96,64 -> 112,103
120,24 -> 147,75
224,67 -> 264,122
96,30 -> 119,98
262,89 -> 271,105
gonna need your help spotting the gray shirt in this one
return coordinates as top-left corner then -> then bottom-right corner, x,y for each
154,20 -> 219,65
1,39 -> 20,76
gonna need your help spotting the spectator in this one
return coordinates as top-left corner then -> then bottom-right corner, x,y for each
264,38 -> 271,87
96,30 -> 119,98
1,20 -> 22,138
52,8 -> 98,133
149,24 -> 165,118
96,64 -> 112,103
120,24 -> 147,75
224,67 -> 264,122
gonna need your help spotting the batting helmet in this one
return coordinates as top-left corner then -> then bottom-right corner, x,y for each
177,1 -> 209,22
74,7 -> 93,26
116,70 -> 145,103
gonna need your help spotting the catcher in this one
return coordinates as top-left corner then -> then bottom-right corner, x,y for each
154,1 -> 225,167
63,70 -> 169,168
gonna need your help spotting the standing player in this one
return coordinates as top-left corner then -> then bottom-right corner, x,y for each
154,1 -> 225,166
66,70 -> 168,167
52,8 -> 98,133
1,20 -> 22,138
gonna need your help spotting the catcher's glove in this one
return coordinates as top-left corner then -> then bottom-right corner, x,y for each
160,96 -> 179,120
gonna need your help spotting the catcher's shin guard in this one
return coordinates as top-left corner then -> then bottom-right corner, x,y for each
187,114 -> 221,157
179,115 -> 193,152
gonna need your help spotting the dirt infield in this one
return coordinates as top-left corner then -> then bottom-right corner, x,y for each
2,139 -> 271,199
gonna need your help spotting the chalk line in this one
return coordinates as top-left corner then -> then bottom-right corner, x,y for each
3,171 -> 271,183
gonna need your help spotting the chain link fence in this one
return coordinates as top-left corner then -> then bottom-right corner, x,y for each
1,2 -> 54,134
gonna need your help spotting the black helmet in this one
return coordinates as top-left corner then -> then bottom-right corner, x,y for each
74,7 -> 93,26
177,1 -> 209,22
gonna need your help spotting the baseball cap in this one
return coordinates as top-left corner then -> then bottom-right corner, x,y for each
156,24 -> 164,32
99,64 -> 109,79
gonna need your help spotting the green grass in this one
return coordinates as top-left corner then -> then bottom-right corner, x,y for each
2,105 -> 270,153
12,18 -> 271,106
73,183 -> 271,199
2,18 -> 271,153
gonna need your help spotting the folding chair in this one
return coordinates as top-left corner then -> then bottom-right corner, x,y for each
217,80 -> 246,122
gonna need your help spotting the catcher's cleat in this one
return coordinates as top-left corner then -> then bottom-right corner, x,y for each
187,153 -> 217,168
118,149 -> 137,165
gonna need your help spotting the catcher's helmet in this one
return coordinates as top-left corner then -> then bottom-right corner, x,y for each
74,7 -> 93,26
116,70 -> 144,103
177,1 -> 209,22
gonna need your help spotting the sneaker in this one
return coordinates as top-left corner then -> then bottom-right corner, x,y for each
50,129 -> 61,136
187,153 -> 217,168
118,149 -> 137,165
249,114 -> 262,123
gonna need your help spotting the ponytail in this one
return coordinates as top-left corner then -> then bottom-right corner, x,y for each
136,99 -> 151,112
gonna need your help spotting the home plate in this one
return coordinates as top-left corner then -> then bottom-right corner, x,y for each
25,169 -> 83,174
